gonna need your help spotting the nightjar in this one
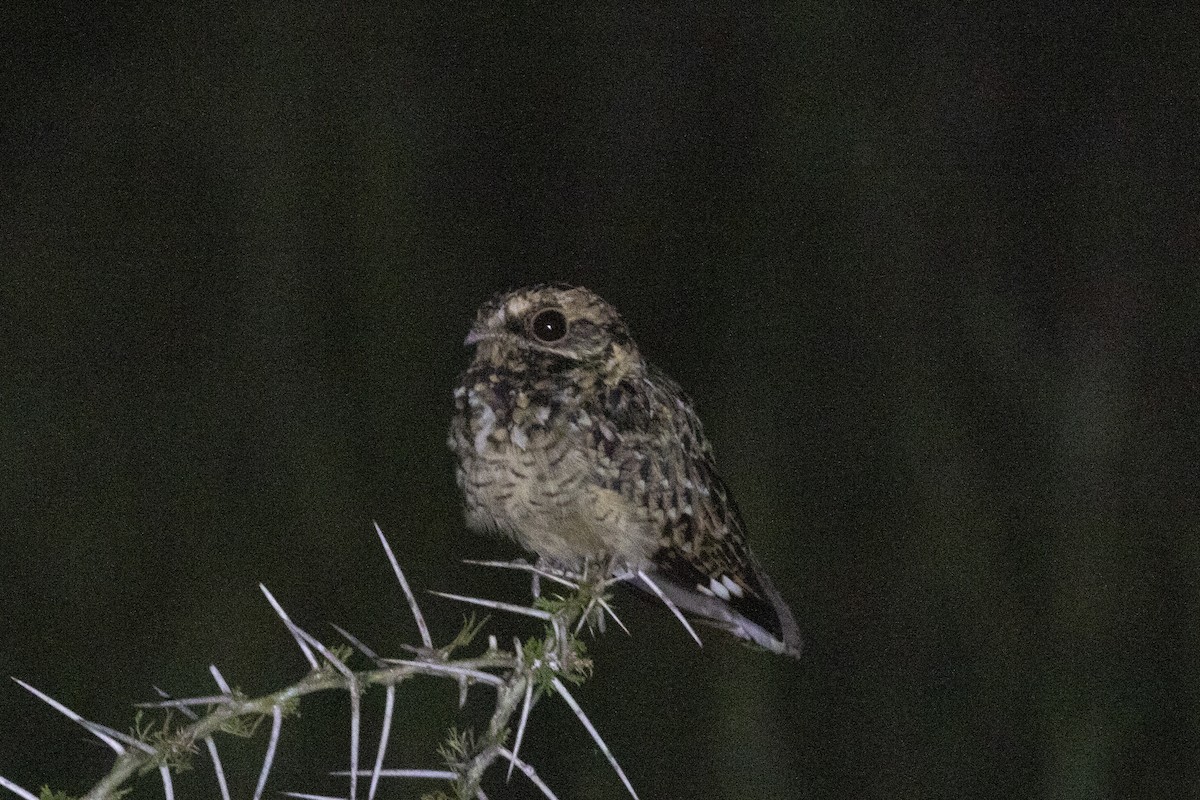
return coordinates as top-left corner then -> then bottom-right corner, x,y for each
449,284 -> 802,658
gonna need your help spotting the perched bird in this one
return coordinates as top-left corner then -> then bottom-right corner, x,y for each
449,284 -> 802,658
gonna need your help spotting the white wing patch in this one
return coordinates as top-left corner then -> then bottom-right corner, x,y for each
708,577 -> 731,601
697,575 -> 745,602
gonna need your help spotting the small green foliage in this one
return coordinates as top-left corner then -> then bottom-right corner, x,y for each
533,592 -> 585,617
443,612 -> 489,654
521,636 -> 549,686
419,793 -> 456,800
535,586 -> 614,638
131,708 -> 158,741
437,725 -> 478,766
131,709 -> 198,773
325,643 -> 355,668
522,632 -> 592,688
39,787 -> 77,800
220,708 -> 271,738
556,635 -> 593,685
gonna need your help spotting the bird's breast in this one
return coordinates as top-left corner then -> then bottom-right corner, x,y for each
450,375 -> 656,567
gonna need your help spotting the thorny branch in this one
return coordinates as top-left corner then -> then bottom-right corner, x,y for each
0,525 -> 684,800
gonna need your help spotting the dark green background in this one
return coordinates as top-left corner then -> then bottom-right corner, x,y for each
2,4 -> 1196,799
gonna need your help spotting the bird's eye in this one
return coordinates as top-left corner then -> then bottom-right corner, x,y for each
530,309 -> 568,343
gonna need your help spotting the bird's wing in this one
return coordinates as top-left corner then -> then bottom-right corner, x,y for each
599,365 -> 802,657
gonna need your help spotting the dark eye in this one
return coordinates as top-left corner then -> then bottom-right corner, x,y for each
530,309 -> 568,342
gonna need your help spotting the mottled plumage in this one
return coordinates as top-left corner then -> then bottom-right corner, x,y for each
449,284 -> 802,658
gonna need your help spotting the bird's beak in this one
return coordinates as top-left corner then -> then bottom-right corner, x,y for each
466,306 -> 508,346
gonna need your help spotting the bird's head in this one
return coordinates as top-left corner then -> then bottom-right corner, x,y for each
465,284 -> 643,384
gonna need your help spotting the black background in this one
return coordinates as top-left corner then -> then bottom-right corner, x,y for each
2,4 -> 1197,798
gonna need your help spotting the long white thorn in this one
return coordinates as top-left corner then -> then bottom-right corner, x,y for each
603,568 -> 639,590
12,678 -> 128,754
206,734 -> 233,800
374,521 -> 433,648
287,626 -> 360,800
550,677 -> 639,800
136,694 -> 232,709
331,769 -> 457,779
428,590 -> 553,620
209,664 -> 232,693
463,558 -> 581,589
507,678 -> 536,781
550,618 -> 569,666
383,659 -> 505,686
636,570 -> 703,648
159,764 -> 175,800
0,776 -> 38,800
153,687 -> 195,714
574,599 -> 598,636
368,684 -> 395,800
349,688 -> 362,800
330,623 -> 382,662
596,597 -> 631,636
252,705 -> 284,800
259,585 -> 319,669
495,748 -> 561,800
